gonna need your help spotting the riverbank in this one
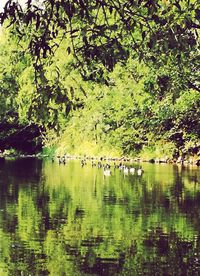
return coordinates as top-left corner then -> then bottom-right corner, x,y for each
0,152 -> 49,159
0,149 -> 199,166
52,154 -> 200,167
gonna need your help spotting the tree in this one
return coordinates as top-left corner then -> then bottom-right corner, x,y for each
0,1 -> 199,156
0,0 -> 199,91
0,29 -> 43,153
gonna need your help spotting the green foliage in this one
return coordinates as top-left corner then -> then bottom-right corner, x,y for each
1,0 -> 199,71
42,146 -> 56,158
0,30 -> 20,123
53,58 -> 199,159
0,3 -> 199,157
3,148 -> 19,156
140,141 -> 177,160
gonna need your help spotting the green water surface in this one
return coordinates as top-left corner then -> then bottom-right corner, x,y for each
0,158 -> 199,275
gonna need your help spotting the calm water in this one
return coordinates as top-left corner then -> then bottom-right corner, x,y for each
0,158 -> 200,275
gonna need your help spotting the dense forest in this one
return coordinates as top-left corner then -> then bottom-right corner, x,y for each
0,0 -> 199,162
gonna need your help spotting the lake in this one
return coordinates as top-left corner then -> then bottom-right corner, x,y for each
0,158 -> 200,275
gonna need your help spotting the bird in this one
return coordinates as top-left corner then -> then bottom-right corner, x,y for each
97,161 -> 102,168
105,163 -> 111,169
81,159 -> 86,166
103,168 -> 111,176
137,168 -> 143,176
129,167 -> 135,174
123,166 -> 129,174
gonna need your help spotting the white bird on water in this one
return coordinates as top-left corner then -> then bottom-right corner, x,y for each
137,168 -> 143,176
129,167 -> 135,174
103,169 -> 111,176
123,167 -> 129,175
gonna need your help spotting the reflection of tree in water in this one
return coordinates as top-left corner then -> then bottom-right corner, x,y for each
141,227 -> 200,275
169,166 -> 200,233
0,159 -> 48,275
171,165 -> 185,199
0,158 -> 43,233
0,160 -> 200,275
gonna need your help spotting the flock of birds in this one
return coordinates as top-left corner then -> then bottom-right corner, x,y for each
88,160 -> 144,176
54,155 -> 144,177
